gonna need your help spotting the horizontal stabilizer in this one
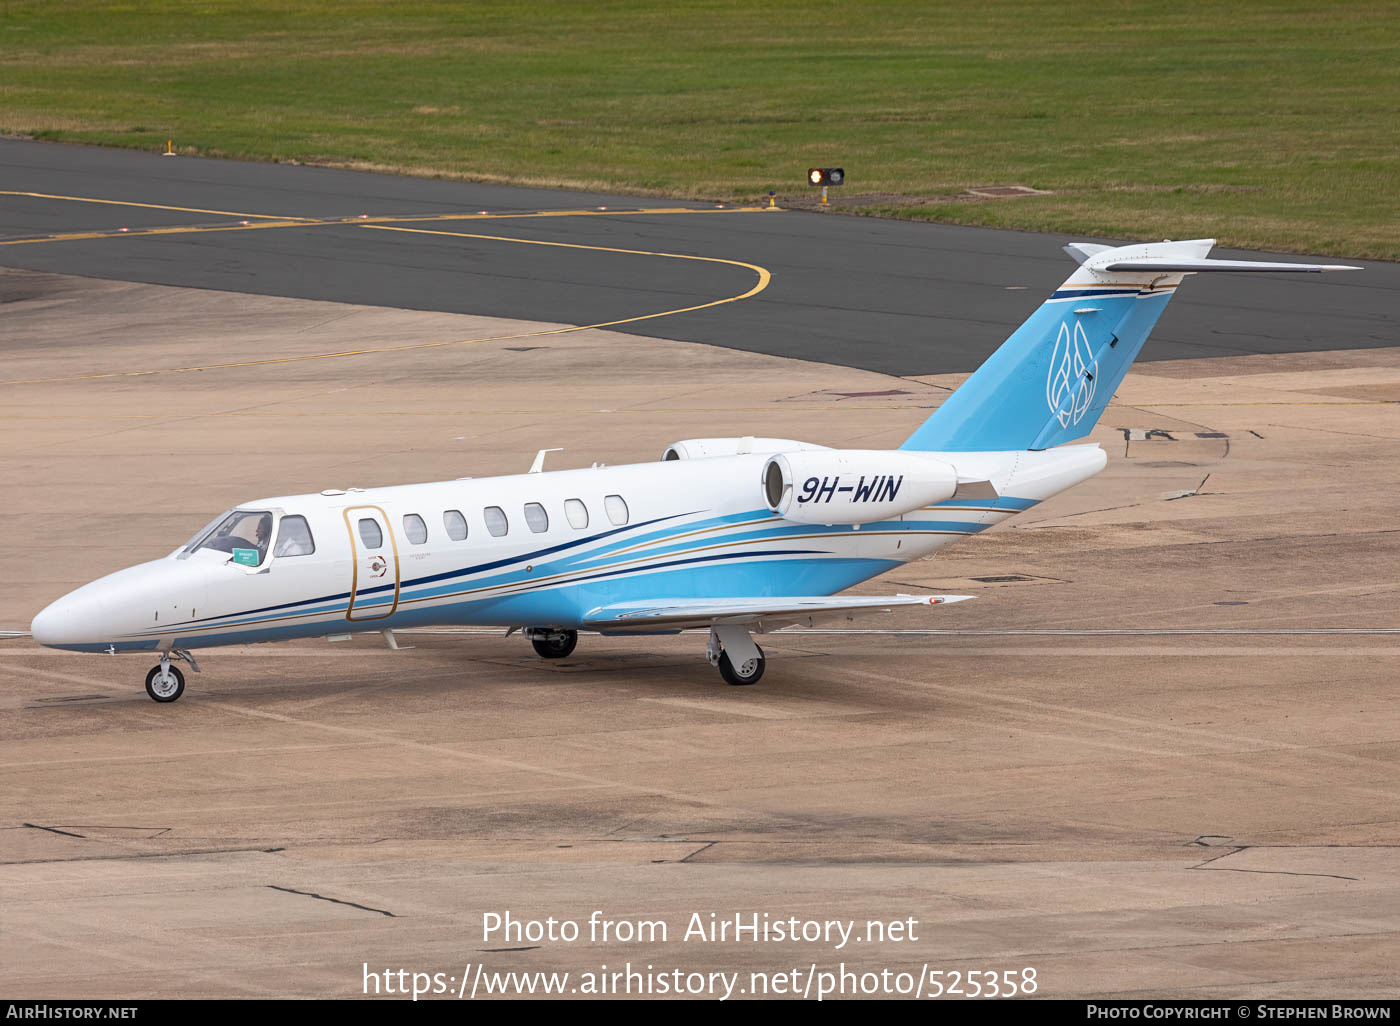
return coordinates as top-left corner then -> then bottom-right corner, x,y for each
1102,258 -> 1362,273
584,594 -> 973,634
1063,242 -> 1114,265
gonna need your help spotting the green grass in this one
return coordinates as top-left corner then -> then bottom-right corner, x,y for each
2,0 -> 1398,257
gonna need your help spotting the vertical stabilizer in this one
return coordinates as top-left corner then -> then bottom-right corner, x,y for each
901,240 -> 1359,453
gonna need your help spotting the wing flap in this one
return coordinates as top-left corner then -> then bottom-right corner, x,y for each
583,594 -> 973,634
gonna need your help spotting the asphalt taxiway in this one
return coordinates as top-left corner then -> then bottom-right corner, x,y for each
2,138 -> 1396,375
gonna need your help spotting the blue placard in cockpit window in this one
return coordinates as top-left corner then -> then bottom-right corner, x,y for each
231,548 -> 259,567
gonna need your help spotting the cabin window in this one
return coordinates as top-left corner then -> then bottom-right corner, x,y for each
565,498 -> 589,529
403,513 -> 428,545
443,509 -> 468,541
188,509 -> 273,566
605,494 -> 630,526
523,502 -> 549,533
358,518 -> 383,549
484,506 -> 509,537
273,515 -> 315,557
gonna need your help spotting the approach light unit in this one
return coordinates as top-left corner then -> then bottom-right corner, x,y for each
808,168 -> 844,206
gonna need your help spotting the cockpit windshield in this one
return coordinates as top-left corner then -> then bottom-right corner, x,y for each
186,510 -> 274,566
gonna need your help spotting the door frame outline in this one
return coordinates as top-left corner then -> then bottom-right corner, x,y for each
343,505 -> 401,621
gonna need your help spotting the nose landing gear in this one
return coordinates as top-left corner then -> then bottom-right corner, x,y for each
145,662 -> 184,702
144,649 -> 200,702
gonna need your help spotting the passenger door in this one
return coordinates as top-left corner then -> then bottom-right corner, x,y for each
344,506 -> 400,621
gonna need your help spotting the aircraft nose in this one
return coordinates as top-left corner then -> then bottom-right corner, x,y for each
30,590 -> 110,648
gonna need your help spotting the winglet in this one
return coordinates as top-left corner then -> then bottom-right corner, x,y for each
528,448 -> 563,473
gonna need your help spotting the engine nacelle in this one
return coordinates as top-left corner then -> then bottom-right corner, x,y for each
763,450 -> 959,525
662,437 -> 829,461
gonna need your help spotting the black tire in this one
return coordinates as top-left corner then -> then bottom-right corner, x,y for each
718,645 -> 765,686
531,630 -> 578,659
145,664 -> 185,703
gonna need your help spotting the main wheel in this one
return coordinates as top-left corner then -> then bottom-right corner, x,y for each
718,644 -> 765,686
145,664 -> 185,703
531,630 -> 578,659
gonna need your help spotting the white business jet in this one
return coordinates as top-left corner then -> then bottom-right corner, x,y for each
30,239 -> 1358,700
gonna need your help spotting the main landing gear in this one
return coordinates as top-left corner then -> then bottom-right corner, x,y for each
521,624 -> 768,685
707,625 -> 765,686
527,627 -> 578,660
144,650 -> 200,703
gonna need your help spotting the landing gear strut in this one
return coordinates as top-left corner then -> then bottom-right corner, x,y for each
707,625 -> 765,686
527,627 -> 578,660
144,649 -> 200,703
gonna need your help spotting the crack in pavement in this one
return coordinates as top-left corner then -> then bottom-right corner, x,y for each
266,884 -> 396,917
1189,846 -> 1362,881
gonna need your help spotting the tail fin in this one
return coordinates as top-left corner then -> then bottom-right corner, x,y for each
902,239 -> 1360,452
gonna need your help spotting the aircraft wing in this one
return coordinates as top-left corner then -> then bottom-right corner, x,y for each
582,594 -> 973,635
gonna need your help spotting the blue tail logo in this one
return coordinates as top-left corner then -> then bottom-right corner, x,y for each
1048,321 -> 1097,428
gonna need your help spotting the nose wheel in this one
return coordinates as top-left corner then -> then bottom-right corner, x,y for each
144,650 -> 198,702
145,663 -> 185,702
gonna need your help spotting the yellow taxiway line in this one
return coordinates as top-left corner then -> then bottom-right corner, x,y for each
0,196 -> 774,248
0,189 -> 777,385
1,226 -> 772,386
0,189 -> 321,223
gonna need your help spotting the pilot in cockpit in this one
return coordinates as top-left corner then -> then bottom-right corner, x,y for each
251,515 -> 272,559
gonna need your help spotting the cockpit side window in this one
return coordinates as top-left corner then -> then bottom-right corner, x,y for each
189,510 -> 274,566
274,515 -> 316,557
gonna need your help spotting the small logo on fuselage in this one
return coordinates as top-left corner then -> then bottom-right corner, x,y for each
1047,320 -> 1097,428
